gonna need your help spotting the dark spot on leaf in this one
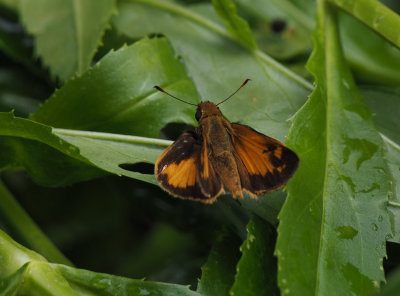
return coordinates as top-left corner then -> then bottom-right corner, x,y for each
148,33 -> 165,39
119,162 -> 154,174
270,19 -> 287,33
177,55 -> 185,64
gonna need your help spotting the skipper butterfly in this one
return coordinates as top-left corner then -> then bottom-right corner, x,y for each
154,79 -> 299,203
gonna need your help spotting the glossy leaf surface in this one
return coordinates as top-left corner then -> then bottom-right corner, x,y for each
212,0 -> 257,49
31,37 -> 197,138
276,3 -> 392,295
362,86 -> 400,242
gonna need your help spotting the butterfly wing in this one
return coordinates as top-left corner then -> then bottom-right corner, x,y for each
231,123 -> 299,196
155,131 -> 223,203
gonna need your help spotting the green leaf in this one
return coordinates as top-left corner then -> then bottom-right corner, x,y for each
52,128 -> 168,185
55,264 -> 200,296
212,0 -> 257,49
230,215 -> 279,296
113,0 -> 311,140
19,262 -> 79,296
240,191 -> 286,227
384,136 -> 400,243
32,37 -> 198,138
328,0 -> 400,48
361,87 -> 400,147
339,12 -> 400,86
18,0 -> 116,81
0,230 -> 46,278
276,3 -> 391,296
0,263 -> 28,296
197,229 -> 241,296
362,86 -> 400,243
0,112 -> 170,186
0,112 -> 103,186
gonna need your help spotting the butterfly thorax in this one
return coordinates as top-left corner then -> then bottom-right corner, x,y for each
196,102 -> 232,155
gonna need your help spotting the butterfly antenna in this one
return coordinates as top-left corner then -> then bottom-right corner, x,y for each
154,86 -> 197,106
216,78 -> 251,106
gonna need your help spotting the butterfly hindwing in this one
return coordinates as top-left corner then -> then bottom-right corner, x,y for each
231,123 -> 299,196
155,131 -> 223,202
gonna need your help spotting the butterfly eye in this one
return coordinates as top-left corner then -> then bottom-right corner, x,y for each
195,107 -> 202,121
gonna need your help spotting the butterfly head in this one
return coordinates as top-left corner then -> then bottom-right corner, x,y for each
195,102 -> 222,122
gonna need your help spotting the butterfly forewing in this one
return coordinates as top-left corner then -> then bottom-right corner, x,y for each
155,131 -> 223,202
231,123 -> 299,195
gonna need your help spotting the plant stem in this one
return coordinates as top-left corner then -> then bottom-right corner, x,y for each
253,49 -> 313,91
381,133 -> 400,152
133,0 -> 232,39
53,128 -> 172,146
0,179 -> 73,266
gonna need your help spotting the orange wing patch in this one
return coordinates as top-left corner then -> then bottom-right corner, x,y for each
274,146 -> 283,159
234,138 -> 276,175
160,158 -> 197,188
